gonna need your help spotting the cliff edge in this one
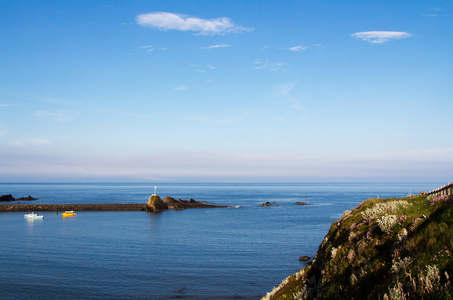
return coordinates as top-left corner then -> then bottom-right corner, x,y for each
263,193 -> 453,299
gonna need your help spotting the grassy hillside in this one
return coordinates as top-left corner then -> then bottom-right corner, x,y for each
263,193 -> 453,300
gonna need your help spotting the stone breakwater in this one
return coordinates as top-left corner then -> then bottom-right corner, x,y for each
0,196 -> 227,212
0,203 -> 146,212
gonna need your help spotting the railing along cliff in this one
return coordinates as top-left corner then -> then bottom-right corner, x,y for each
426,182 -> 453,196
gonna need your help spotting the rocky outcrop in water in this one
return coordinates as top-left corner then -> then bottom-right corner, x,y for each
0,194 -> 37,202
145,195 -> 168,212
0,194 -> 15,202
145,195 -> 227,212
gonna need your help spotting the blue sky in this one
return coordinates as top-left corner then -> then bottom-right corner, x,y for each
1,0 -> 452,182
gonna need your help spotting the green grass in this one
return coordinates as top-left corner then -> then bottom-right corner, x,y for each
267,194 -> 453,300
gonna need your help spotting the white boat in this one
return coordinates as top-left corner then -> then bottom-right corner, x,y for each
24,212 -> 44,219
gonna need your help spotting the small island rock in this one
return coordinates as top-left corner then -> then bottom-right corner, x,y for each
0,194 -> 15,202
145,195 -> 168,213
17,196 -> 37,201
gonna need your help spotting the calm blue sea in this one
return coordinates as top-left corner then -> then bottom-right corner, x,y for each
0,182 -> 441,299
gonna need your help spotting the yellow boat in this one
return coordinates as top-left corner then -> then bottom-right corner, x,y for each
62,210 -> 77,217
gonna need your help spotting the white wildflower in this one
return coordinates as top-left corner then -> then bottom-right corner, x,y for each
388,282 -> 407,300
377,214 -> 398,234
343,209 -> 352,217
391,257 -> 413,274
331,247 -> 338,259
398,228 -> 408,242
361,200 -> 410,221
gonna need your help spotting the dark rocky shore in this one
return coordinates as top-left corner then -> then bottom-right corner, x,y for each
145,195 -> 227,212
0,194 -> 38,202
0,195 -> 226,212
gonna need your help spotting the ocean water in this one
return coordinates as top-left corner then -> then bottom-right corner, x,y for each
0,182 -> 440,299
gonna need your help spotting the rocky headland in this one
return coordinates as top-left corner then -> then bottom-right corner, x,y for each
263,191 -> 453,300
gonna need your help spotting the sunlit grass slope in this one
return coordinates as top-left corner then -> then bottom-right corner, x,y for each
263,193 -> 453,300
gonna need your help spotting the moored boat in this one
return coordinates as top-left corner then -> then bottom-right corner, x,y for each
62,210 -> 77,217
24,212 -> 44,219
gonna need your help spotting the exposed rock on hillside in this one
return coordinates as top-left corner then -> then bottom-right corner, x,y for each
263,193 -> 453,300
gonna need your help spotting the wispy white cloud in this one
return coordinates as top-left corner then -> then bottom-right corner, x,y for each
141,45 -> 167,52
9,138 -> 51,148
422,7 -> 442,17
254,59 -> 285,71
35,110 -> 75,122
351,31 -> 412,44
190,64 -> 216,72
184,113 -> 248,125
288,44 -> 323,51
289,45 -> 309,52
422,13 -> 439,17
30,138 -> 51,146
136,12 -> 254,35
0,103 -> 19,108
0,127 -> 7,137
272,82 -> 301,109
174,85 -> 187,91
207,44 -> 231,49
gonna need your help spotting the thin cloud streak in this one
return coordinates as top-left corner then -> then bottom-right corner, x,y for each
288,44 -> 323,51
254,59 -> 285,71
35,110 -> 75,122
272,82 -> 301,109
174,85 -> 187,91
351,31 -> 412,44
207,44 -> 232,49
136,12 -> 254,35
0,103 -> 19,108
184,113 -> 248,125
7,138 -> 52,148
289,45 -> 309,52
141,45 -> 167,52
